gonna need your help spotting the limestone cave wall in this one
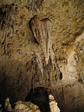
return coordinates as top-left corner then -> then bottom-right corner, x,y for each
0,0 -> 84,112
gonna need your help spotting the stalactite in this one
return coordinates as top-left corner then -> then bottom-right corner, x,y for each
29,15 -> 57,65
29,15 -> 61,85
35,52 -> 43,75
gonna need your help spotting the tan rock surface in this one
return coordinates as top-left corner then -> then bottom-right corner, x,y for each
0,0 -> 84,112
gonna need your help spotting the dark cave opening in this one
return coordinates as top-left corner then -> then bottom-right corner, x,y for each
25,87 -> 51,112
59,72 -> 63,80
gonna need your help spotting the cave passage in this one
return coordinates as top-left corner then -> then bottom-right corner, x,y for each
25,87 -> 51,112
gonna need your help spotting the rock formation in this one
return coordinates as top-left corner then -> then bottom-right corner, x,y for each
0,0 -> 84,112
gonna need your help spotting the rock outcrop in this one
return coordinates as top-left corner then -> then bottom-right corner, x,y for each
0,0 -> 84,112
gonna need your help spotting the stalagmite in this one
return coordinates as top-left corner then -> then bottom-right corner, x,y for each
5,97 -> 13,112
49,94 -> 60,112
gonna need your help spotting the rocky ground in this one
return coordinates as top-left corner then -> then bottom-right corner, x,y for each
0,94 -> 60,112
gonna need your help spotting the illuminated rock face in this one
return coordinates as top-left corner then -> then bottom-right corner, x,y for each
14,94 -> 60,112
4,89 -> 60,112
0,0 -> 84,112
14,96 -> 60,112
14,101 -> 40,112
49,94 -> 60,112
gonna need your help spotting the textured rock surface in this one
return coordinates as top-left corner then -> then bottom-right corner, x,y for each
3,95 -> 60,112
14,101 -> 40,112
49,94 -> 60,112
0,0 -> 84,112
